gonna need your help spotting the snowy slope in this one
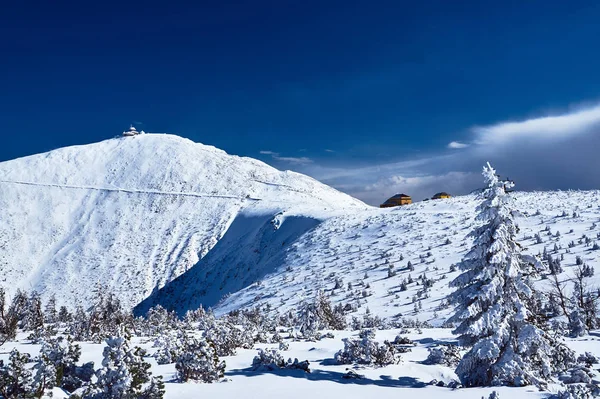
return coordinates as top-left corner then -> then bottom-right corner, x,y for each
0,134 -> 366,309
201,190 -> 600,324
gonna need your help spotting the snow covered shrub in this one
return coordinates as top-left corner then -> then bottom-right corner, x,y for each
358,329 -> 376,339
175,336 -> 225,383
143,305 -> 180,336
251,348 -> 286,371
335,337 -> 399,366
391,335 -> 414,353
298,292 -> 347,338
286,358 -> 310,372
424,344 -> 461,367
569,309 -> 588,337
393,336 -> 413,345
37,336 -> 82,390
558,365 -> 595,384
0,349 -> 34,399
90,335 -> 165,398
153,330 -> 187,365
27,325 -> 56,344
0,289 -> 25,344
553,384 -> 596,399
203,320 -> 254,356
278,341 -> 289,351
250,349 -> 311,373
350,308 -> 385,331
581,263 -> 595,278
578,352 -> 598,367
447,163 -> 573,387
483,392 -> 500,399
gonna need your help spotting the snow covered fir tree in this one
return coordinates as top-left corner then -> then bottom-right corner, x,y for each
447,162 -> 574,388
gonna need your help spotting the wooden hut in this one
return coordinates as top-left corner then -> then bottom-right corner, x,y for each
380,194 -> 412,208
432,192 -> 451,200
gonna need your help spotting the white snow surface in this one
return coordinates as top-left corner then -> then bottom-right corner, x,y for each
0,134 -> 366,309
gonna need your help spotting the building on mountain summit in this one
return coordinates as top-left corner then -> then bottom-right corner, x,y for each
380,194 -> 412,208
432,192 -> 451,200
123,126 -> 140,137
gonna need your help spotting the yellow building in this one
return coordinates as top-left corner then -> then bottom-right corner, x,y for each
380,194 -> 412,208
432,192 -> 451,200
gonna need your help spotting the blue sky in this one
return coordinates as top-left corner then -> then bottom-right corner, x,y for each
3,1 -> 600,204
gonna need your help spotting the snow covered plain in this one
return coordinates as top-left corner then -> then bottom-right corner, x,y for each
2,134 -> 600,398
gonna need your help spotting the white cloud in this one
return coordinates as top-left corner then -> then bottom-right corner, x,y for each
273,156 -> 313,165
260,150 -> 313,165
258,100 -> 600,206
447,141 -> 469,149
473,103 -> 600,144
355,171 -> 478,205
260,150 -> 279,156
324,149 -> 335,153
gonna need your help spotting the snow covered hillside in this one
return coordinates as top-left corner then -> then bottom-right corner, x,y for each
0,134 -> 366,309
198,190 -> 600,325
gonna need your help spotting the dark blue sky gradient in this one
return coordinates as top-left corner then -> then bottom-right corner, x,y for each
2,1 -> 600,166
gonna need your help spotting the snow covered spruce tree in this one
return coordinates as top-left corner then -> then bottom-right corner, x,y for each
447,162 -> 573,387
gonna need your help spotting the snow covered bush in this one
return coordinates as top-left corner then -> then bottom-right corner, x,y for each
447,163 -> 574,387
175,336 -> 225,383
391,335 -> 415,353
203,321 -> 254,356
578,352 -> 598,367
37,335 -> 82,391
0,349 -> 34,399
251,349 -> 310,373
88,334 -> 165,398
424,344 -> 461,367
553,384 -> 597,399
569,309 -> 588,337
350,308 -> 386,331
335,336 -> 399,366
153,330 -> 186,365
278,341 -> 289,351
251,348 -> 286,371
298,291 -> 347,339
558,365 -> 595,384
143,305 -> 180,336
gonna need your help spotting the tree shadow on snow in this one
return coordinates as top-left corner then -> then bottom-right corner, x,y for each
226,367 -> 427,388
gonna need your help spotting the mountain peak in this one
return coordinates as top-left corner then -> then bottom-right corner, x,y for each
0,134 -> 366,309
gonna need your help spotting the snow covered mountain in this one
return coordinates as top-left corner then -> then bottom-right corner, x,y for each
0,133 -> 366,309
4,135 -> 600,399
2,133 -> 600,325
